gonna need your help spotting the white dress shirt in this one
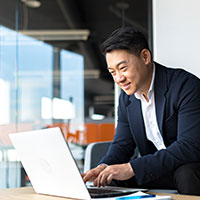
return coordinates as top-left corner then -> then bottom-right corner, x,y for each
134,64 -> 166,150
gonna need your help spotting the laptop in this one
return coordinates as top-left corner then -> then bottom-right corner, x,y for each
9,127 -> 147,199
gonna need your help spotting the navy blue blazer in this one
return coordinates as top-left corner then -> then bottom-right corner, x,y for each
100,62 -> 200,185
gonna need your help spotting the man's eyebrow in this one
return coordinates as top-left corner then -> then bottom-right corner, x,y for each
107,60 -> 127,69
116,60 -> 127,67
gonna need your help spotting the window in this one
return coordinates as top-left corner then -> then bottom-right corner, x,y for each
0,25 -> 85,188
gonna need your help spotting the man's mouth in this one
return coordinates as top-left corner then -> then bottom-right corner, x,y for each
121,83 -> 131,90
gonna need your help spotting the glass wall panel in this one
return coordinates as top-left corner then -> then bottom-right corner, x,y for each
0,25 -> 18,189
0,12 -> 85,189
0,0 -> 114,189
18,33 -> 53,128
60,50 -> 84,144
0,26 -> 17,126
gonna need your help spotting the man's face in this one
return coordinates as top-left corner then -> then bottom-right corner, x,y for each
106,49 -> 152,96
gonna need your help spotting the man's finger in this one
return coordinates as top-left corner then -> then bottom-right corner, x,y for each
107,173 -> 113,185
100,173 -> 108,187
83,172 -> 95,183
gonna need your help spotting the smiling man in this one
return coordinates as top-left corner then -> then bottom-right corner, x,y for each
82,27 -> 200,195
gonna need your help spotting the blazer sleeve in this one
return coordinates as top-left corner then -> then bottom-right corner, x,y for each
99,92 -> 136,165
131,74 -> 200,185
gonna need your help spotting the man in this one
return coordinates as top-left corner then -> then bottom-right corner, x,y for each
82,27 -> 200,195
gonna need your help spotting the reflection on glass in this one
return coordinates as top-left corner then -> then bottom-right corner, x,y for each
18,32 -> 53,127
0,25 -> 85,188
52,98 -> 75,120
0,25 -> 19,189
60,50 -> 84,143
0,26 -> 17,126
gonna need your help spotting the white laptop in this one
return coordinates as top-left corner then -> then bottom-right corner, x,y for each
9,127 -> 146,199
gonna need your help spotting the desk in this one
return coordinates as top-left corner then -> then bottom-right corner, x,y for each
0,187 -> 200,200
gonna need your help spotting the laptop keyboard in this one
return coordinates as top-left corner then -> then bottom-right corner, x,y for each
88,188 -> 118,194
88,187 -> 132,198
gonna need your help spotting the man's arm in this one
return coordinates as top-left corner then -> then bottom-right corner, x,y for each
82,92 -> 137,186
99,92 -> 137,166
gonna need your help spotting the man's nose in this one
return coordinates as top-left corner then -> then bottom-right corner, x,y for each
114,72 -> 125,83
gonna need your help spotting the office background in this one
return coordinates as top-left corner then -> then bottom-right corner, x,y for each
0,0 -> 150,188
0,0 -> 200,190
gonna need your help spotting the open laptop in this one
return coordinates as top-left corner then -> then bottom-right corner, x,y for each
9,127 -> 147,199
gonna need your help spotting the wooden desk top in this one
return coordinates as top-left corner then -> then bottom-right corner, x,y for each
0,187 -> 200,200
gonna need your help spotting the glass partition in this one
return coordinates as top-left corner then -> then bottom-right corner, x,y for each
0,0 -> 115,189
0,25 -> 19,188
18,31 -> 53,128
60,50 -> 84,143
0,24 -> 85,188
0,7 -> 85,188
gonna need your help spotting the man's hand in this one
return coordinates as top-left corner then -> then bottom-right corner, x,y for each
82,164 -> 108,183
82,163 -> 134,187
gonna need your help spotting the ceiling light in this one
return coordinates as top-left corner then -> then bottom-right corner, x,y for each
18,29 -> 90,41
21,0 -> 41,8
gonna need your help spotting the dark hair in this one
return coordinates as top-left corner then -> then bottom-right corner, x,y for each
101,27 -> 151,57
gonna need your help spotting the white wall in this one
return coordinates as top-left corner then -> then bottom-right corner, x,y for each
153,0 -> 200,78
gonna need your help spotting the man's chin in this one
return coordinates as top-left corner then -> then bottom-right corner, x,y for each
123,89 -> 134,96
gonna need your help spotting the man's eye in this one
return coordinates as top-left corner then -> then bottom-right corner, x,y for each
109,71 -> 115,74
120,66 -> 127,71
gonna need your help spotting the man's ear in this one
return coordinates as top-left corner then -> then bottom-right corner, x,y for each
140,49 -> 151,65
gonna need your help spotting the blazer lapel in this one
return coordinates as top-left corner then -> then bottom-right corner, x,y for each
127,95 -> 146,138
127,95 -> 157,154
154,63 -> 168,135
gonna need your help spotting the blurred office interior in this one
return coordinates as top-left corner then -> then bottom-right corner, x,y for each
0,0 -> 150,188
